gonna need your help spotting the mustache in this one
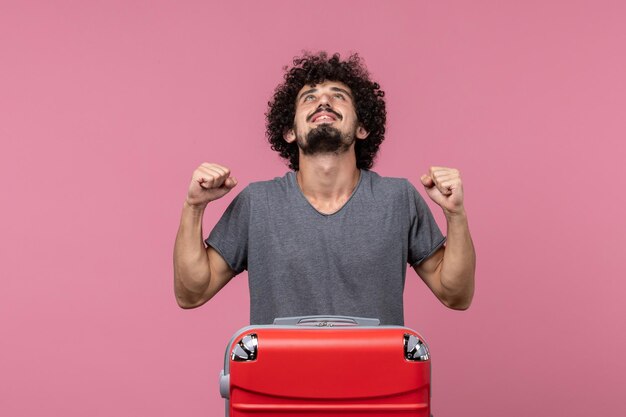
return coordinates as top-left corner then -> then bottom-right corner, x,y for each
307,107 -> 342,122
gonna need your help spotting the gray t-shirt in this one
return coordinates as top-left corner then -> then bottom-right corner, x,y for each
206,169 -> 446,325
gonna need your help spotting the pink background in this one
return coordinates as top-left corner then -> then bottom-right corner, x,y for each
1,1 -> 625,416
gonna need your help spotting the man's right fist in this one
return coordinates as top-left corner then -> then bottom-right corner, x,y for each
186,163 -> 238,208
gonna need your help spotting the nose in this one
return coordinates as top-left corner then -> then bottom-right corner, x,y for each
318,93 -> 331,106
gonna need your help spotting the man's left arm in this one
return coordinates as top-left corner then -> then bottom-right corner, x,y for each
413,166 -> 476,310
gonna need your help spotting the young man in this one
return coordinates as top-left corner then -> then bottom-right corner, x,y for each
173,52 -> 475,325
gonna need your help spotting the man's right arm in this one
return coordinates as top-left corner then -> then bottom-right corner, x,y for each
173,163 -> 238,309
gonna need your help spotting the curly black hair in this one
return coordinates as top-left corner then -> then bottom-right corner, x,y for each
265,51 -> 386,171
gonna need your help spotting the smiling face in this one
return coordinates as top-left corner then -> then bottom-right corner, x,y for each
284,81 -> 369,156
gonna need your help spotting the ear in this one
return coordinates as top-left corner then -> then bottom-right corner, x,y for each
356,124 -> 370,140
283,128 -> 296,143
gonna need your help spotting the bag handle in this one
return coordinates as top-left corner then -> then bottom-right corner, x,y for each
272,315 -> 380,327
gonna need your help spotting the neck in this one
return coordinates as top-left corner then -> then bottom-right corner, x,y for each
296,147 -> 361,203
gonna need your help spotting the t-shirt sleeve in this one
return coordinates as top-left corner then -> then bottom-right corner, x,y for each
406,180 -> 447,266
204,186 -> 250,274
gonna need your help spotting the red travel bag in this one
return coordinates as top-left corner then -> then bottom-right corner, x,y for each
219,315 -> 432,416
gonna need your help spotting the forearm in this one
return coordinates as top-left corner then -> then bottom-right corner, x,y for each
440,210 -> 476,309
173,201 -> 212,305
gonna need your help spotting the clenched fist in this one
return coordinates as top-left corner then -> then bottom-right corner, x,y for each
186,163 -> 238,208
420,166 -> 465,217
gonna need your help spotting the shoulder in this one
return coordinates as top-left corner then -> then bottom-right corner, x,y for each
242,171 -> 295,199
363,169 -> 413,198
362,171 -> 430,214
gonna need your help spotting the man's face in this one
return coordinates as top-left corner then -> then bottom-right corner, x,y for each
284,81 -> 369,155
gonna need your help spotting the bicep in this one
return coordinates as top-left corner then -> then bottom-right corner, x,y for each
412,245 -> 447,305
199,245 -> 237,303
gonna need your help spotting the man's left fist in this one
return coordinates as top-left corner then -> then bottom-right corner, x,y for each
420,166 -> 465,216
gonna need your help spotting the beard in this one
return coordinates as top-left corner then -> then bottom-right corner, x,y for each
296,124 -> 356,156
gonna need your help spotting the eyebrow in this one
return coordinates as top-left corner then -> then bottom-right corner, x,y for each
331,87 -> 353,99
297,86 -> 353,102
298,88 -> 317,101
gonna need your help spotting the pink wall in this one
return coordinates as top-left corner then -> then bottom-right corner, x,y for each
1,1 -> 625,416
